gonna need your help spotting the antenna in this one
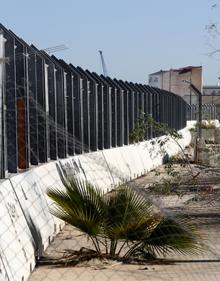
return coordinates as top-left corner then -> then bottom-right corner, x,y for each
0,44 -> 68,64
42,44 -> 68,54
99,50 -> 108,77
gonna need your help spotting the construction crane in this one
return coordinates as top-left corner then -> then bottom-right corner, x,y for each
99,50 -> 108,77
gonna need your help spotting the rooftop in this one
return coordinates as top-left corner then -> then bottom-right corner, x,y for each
149,66 -> 202,76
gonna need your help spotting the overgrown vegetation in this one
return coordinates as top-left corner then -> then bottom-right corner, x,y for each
129,113 -> 186,164
47,165 -> 202,263
130,112 -> 195,176
128,113 -> 206,197
129,113 -> 182,144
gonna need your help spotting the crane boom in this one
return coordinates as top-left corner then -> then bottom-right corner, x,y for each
99,50 -> 108,77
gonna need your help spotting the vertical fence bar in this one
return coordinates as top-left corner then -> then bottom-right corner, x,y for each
133,86 -> 139,122
152,87 -> 164,136
111,87 -> 117,147
63,72 -> 68,155
162,91 -> 168,124
58,60 -> 77,155
102,76 -> 112,149
68,64 -> 84,154
173,95 -> 177,130
148,88 -> 153,139
4,33 -> 17,173
84,70 -> 98,151
88,73 -> 104,150
139,85 -> 152,139
117,80 -> 129,145
106,77 -> 124,146
15,40 -> 29,169
65,71 -> 75,155
158,89 -> 164,135
76,67 -> 90,152
51,56 -> 68,158
35,54 -> 48,163
98,81 -> 104,150
47,63 -> 58,159
44,64 -> 50,160
0,29 -> 6,178
90,73 -> 113,149
151,88 -> 156,137
119,87 -> 124,146
55,67 -> 66,158
32,49 -> 57,161
143,91 -> 148,140
5,27 -> 33,172
134,85 -> 146,138
124,82 -> 135,138
28,52 -> 39,164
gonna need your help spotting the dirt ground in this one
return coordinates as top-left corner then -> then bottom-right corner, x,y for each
29,164 -> 220,281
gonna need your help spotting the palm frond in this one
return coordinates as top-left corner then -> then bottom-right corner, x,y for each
47,175 -> 105,237
105,186 -> 153,226
104,186 -> 156,241
106,216 -> 160,241
142,216 -> 203,256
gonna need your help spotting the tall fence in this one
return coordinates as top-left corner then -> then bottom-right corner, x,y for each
0,23 -> 187,179
186,104 -> 217,121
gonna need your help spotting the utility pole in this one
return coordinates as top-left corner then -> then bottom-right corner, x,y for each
182,80 -> 202,163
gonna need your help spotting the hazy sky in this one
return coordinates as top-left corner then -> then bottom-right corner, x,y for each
1,0 -> 220,85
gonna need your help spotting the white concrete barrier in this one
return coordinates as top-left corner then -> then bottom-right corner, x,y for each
0,124 -> 193,281
32,162 -> 65,234
0,180 -> 35,281
10,171 -> 56,252
0,249 -> 12,281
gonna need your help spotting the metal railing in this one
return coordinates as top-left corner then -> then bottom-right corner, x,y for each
187,104 -> 217,121
0,23 -> 188,179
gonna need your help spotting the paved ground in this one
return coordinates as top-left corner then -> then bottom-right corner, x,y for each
29,164 -> 220,281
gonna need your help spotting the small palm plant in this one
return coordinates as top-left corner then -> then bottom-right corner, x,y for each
47,165 -> 202,260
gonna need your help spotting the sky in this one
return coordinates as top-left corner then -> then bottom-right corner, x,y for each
1,0 -> 220,85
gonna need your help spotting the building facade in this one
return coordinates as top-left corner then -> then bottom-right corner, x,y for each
149,66 -> 203,105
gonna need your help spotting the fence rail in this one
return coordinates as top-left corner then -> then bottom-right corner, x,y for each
0,23 -> 188,179
186,104 -> 217,121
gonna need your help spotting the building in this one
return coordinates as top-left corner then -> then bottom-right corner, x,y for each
149,66 -> 203,105
203,85 -> 220,96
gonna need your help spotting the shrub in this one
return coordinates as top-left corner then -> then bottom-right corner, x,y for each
47,165 -> 202,261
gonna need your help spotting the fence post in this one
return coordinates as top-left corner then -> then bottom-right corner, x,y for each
0,29 -> 6,178
15,41 -> 29,169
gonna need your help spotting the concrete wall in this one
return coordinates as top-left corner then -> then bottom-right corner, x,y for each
0,125 -> 193,281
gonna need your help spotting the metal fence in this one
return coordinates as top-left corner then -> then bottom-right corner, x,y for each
0,23 -> 187,179
186,104 -> 217,121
